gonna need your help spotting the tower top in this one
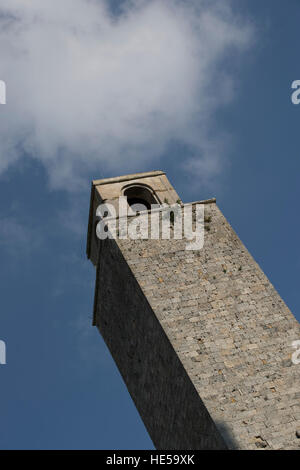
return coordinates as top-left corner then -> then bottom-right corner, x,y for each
87,170 -> 180,265
92,170 -> 165,186
91,170 -> 179,204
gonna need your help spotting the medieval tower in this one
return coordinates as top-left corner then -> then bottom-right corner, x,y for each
86,170 -> 300,450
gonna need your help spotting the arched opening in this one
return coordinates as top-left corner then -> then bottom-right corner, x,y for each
123,184 -> 158,212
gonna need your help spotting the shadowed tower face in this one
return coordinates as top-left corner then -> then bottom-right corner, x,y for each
87,171 -> 300,450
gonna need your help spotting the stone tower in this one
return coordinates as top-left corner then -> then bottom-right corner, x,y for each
86,170 -> 300,450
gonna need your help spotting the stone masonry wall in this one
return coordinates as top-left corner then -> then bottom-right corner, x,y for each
94,201 -> 300,449
112,203 -> 300,449
94,237 -> 227,450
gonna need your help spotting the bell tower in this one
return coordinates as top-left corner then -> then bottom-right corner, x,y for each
87,170 -> 300,450
87,171 -> 180,266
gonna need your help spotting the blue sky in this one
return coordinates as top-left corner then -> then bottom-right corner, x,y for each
0,0 -> 299,449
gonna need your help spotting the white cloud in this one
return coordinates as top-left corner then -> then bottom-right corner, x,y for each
0,0 -> 253,190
